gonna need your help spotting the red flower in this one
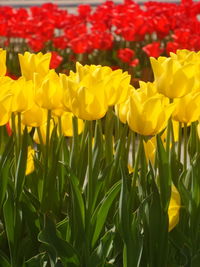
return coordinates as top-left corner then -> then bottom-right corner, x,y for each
50,51 -> 63,69
130,58 -> 139,67
78,4 -> 91,19
142,42 -> 163,58
27,37 -> 45,52
166,41 -> 180,55
6,123 -> 12,136
70,35 -> 89,54
117,48 -> 135,63
53,36 -> 68,49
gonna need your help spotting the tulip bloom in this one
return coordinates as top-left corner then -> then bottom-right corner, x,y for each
104,69 -> 131,106
168,185 -> 181,232
60,112 -> 84,137
34,70 -> 64,111
0,49 -> 6,76
127,82 -> 175,136
143,138 -> 156,165
150,56 -> 195,99
21,104 -> 47,127
172,92 -> 200,124
62,62 -> 109,120
170,50 -> 200,92
11,77 -> 34,113
115,85 -> 134,124
19,51 -> 51,80
0,77 -> 13,126
26,147 -> 35,176
33,120 -> 54,145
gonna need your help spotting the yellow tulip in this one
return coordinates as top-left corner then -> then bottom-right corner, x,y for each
21,104 -> 47,127
0,77 -> 13,125
52,108 -> 65,118
18,51 -> 51,81
34,70 -> 64,110
143,137 -> 156,165
150,56 -> 195,98
60,112 -> 84,137
168,185 -> 181,232
170,49 -> 200,92
33,120 -> 54,145
128,164 -> 134,174
104,69 -> 131,106
172,91 -> 200,124
127,82 -> 175,136
11,77 -> 34,113
0,49 -> 6,76
26,147 -> 35,176
115,98 -> 130,124
63,62 -> 108,120
170,49 -> 200,67
143,119 -> 179,165
197,122 -> 200,140
115,85 -> 134,124
10,114 -> 32,134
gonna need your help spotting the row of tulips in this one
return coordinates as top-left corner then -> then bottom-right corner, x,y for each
0,48 -> 200,266
1,0 -> 200,78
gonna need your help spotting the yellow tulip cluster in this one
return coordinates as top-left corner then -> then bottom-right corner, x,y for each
0,49 -> 131,140
116,50 -> 200,137
4,48 -> 198,232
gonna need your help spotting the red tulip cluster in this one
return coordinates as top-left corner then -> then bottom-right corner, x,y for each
0,0 -> 200,76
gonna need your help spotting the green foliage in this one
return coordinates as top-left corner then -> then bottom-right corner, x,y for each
0,111 -> 200,266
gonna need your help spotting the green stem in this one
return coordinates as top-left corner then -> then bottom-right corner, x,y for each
166,119 -> 172,158
41,110 -> 51,210
105,107 -> 114,164
87,121 -> 93,211
11,113 -> 18,169
131,131 -> 136,166
183,123 -> 188,171
70,116 -> 79,172
130,134 -> 143,210
17,112 -> 22,149
58,116 -> 62,138
177,122 -> 182,162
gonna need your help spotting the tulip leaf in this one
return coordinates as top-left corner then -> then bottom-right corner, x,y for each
3,189 -> 14,258
38,215 -> 80,266
191,253 -> 200,267
156,134 -> 171,211
14,128 -> 28,201
0,136 -> 13,208
91,180 -> 121,247
0,250 -> 10,267
89,229 -> 115,266
66,166 -> 85,237
25,252 -> 46,267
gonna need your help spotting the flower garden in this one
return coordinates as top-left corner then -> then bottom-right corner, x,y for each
0,0 -> 200,266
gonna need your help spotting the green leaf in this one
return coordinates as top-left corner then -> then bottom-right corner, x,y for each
0,250 -> 10,267
0,136 -> 13,209
14,128 -> 28,201
3,188 -> 15,265
67,167 -> 85,231
91,181 -> 121,247
191,252 -> 200,267
38,215 -> 80,266
156,134 -> 171,211
89,229 -> 115,267
25,252 -> 47,267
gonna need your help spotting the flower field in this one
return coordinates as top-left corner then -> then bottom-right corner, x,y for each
0,1 -> 200,267
1,0 -> 200,79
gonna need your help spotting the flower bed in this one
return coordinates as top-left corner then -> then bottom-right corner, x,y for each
1,0 -> 200,80
0,48 -> 200,266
